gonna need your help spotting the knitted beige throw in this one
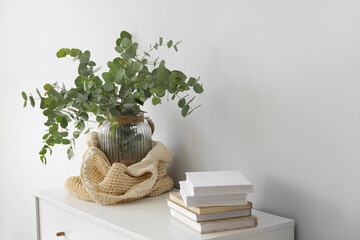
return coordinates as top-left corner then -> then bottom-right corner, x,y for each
65,132 -> 174,205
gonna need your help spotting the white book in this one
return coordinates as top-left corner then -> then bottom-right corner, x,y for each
185,171 -> 254,195
167,200 -> 251,222
180,181 -> 247,207
170,208 -> 257,234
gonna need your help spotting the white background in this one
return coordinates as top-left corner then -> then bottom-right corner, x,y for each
1,0 -> 360,239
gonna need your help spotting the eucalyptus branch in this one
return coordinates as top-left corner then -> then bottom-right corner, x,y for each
174,93 -> 199,116
22,30 -> 203,164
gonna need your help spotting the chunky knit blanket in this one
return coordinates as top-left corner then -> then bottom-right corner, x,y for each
65,132 -> 174,205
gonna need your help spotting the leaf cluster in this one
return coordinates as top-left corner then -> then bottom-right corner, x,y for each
22,31 -> 203,164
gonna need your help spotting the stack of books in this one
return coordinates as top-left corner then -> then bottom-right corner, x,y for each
167,171 -> 257,234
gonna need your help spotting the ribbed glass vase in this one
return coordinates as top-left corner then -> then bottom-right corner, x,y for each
98,116 -> 152,166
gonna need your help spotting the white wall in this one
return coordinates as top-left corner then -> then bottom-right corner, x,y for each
1,0 -> 360,239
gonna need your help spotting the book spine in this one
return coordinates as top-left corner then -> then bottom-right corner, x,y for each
193,186 -> 254,195
185,179 -> 195,195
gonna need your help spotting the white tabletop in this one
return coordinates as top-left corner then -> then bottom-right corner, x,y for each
35,188 -> 295,240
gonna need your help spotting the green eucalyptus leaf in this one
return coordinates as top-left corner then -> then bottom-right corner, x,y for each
188,77 -> 197,86
116,38 -> 122,46
152,97 -> 161,105
94,88 -> 102,95
70,48 -> 78,57
193,83 -> 204,94
73,131 -> 81,138
21,91 -> 28,100
139,96 -> 147,103
56,116 -> 63,123
77,119 -> 85,131
60,118 -> 68,128
150,88 -> 158,95
78,63 -> 91,75
74,76 -> 83,88
39,146 -> 47,155
60,132 -> 68,137
110,121 -> 119,130
156,65 -> 170,84
56,49 -> 66,58
42,108 -> 53,116
88,61 -> 96,66
132,42 -> 139,50
173,70 -> 187,81
62,139 -> 71,145
167,40 -> 173,48
125,47 -> 136,58
93,66 -> 102,73
80,50 -> 90,63
36,88 -> 42,98
120,31 -> 132,40
92,76 -> 102,86
181,104 -> 190,117
102,72 -> 111,82
49,124 -> 59,132
133,91 -> 141,99
48,88 -> 62,101
178,98 -> 186,108
79,112 -> 89,121
96,116 -> 106,123
40,155 -> 47,164
123,103 -> 135,110
121,38 -> 131,49
103,83 -> 114,92
87,80 -> 94,89
67,147 -> 74,159
89,104 -> 100,115
156,89 -> 165,97
115,69 -> 125,84
115,46 -> 123,53
109,108 -> 121,116
44,98 -> 52,106
43,84 -> 53,90
30,96 -> 36,107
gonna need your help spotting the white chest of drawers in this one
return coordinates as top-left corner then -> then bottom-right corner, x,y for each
35,188 -> 295,240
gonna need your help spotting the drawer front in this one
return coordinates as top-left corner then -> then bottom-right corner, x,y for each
38,199 -> 136,240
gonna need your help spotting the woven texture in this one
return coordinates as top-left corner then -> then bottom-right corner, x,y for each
65,132 -> 174,205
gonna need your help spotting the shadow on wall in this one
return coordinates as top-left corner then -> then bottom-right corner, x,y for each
258,176 -> 349,240
166,121 -> 205,188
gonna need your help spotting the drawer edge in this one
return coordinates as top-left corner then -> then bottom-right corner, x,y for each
35,192 -> 149,240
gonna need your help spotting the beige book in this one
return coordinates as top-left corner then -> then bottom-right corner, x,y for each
167,199 -> 251,222
169,192 -> 252,215
170,208 -> 258,234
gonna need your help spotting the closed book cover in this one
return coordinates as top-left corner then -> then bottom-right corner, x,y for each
170,209 -> 258,234
169,192 -> 252,215
167,199 -> 251,222
180,181 -> 247,207
185,171 -> 254,195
